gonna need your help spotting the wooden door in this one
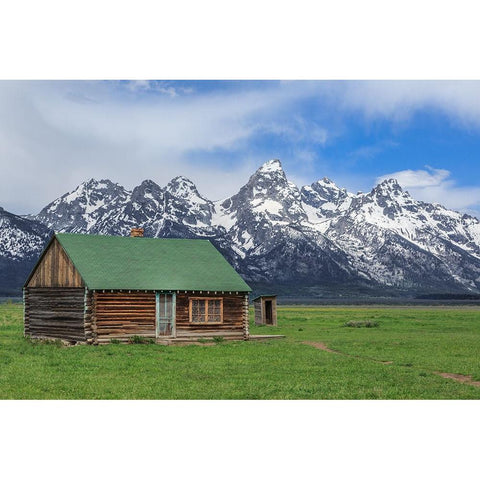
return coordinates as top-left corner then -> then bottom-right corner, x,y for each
156,293 -> 176,337
265,300 -> 273,325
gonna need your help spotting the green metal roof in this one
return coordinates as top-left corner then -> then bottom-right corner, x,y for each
54,233 -> 251,292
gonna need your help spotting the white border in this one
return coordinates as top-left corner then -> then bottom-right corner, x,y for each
1,0 -> 480,79
1,1 -> 479,478
1,400 -> 479,479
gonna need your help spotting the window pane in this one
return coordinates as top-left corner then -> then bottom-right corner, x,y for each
159,294 -> 173,319
208,300 -> 219,315
165,295 -> 172,318
191,299 -> 205,323
207,299 -> 222,323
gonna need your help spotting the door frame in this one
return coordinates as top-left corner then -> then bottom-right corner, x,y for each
155,291 -> 176,338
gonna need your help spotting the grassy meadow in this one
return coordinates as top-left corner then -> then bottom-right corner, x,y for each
1,302 -> 480,399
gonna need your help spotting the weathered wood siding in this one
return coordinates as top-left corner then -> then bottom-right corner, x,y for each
176,292 -> 246,339
268,297 -> 278,326
254,299 -> 262,325
27,238 -> 84,288
93,291 -> 156,343
25,287 -> 86,342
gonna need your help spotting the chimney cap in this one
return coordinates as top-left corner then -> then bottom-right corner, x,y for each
130,228 -> 144,237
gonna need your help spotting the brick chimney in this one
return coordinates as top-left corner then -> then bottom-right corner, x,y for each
130,228 -> 144,237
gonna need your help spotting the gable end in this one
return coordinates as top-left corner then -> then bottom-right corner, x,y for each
26,237 -> 85,288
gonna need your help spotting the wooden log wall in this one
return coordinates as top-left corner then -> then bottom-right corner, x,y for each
23,289 -> 29,337
93,291 -> 156,344
27,238 -> 84,288
25,287 -> 87,342
175,292 -> 246,339
243,294 -> 249,339
84,290 -> 94,344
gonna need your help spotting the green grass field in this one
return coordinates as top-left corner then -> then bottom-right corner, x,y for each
1,302 -> 480,399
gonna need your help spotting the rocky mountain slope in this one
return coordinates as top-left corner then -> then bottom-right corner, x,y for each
0,207 -> 52,294
3,158 -> 480,296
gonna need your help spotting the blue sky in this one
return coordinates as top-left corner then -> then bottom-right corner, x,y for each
2,80 -> 480,215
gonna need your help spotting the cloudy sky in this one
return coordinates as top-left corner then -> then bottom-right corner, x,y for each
2,80 -> 480,216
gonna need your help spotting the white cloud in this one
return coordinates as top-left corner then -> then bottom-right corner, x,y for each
4,80 -> 480,215
376,166 -> 450,188
0,81 -> 316,213
338,81 -> 480,128
123,80 -> 193,97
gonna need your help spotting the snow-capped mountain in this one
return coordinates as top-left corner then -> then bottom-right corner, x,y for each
215,159 -> 307,255
0,207 -> 52,294
4,158 -> 480,296
324,179 -> 480,291
34,179 -> 130,233
212,160 -> 358,283
34,176 -> 220,239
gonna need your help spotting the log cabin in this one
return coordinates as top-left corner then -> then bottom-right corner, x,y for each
23,231 -> 251,344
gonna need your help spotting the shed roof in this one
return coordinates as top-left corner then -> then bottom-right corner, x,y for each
43,233 -> 251,291
253,294 -> 277,301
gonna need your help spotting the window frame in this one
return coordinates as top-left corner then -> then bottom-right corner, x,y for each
189,297 -> 224,325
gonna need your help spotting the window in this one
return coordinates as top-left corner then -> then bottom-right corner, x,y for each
189,298 -> 223,324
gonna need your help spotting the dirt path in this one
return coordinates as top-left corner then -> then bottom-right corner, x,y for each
302,341 -> 338,354
302,341 -> 392,365
303,341 -> 480,387
433,372 -> 480,388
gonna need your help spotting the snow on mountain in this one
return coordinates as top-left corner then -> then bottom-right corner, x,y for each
0,207 -> 52,294
162,176 -> 218,236
0,207 -> 51,260
34,179 -> 130,233
217,159 -> 306,229
301,177 -> 353,231
325,179 -> 480,291
210,160 -> 360,284
5,157 -> 480,295
92,179 -> 166,236
211,159 -> 306,257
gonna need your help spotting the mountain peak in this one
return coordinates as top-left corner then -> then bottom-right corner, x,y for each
321,176 -> 334,185
381,178 -> 400,186
374,178 -> 403,195
170,175 -> 195,185
132,180 -> 163,201
81,178 -> 115,189
136,179 -> 162,192
139,179 -> 159,187
257,159 -> 283,174
167,176 -> 198,192
165,176 -> 209,204
249,159 -> 288,187
312,177 -> 341,190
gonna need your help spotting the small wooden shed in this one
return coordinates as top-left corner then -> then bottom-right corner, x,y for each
253,295 -> 277,326
24,232 -> 251,344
